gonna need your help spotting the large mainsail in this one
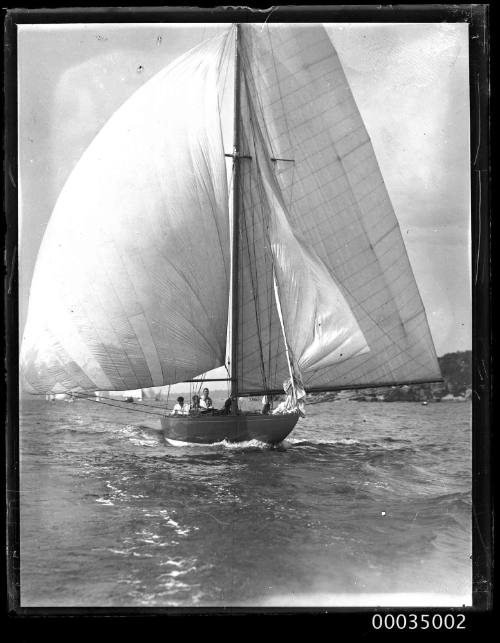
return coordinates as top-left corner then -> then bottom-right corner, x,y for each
237,24 -> 441,393
21,34 -> 231,394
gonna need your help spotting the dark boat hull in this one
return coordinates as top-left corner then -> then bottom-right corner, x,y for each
160,413 -> 299,445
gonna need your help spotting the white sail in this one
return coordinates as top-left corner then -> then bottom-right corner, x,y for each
21,34 -> 231,394
238,24 -> 441,392
237,71 -> 368,394
256,137 -> 370,372
235,70 -> 288,394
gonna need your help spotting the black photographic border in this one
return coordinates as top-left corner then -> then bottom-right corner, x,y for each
4,3 -> 492,635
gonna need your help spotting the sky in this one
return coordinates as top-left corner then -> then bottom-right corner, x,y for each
17,22 -> 471,365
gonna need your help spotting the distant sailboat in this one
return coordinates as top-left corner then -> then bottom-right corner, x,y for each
20,24 -> 441,444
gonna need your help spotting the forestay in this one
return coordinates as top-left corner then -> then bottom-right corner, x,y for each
237,69 -> 369,394
21,34 -> 231,394
238,24 -> 441,393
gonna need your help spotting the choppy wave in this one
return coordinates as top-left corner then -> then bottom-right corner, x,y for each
19,398 -> 472,607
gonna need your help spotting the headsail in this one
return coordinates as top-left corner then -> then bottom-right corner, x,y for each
237,67 -> 369,394
237,24 -> 441,393
21,34 -> 231,394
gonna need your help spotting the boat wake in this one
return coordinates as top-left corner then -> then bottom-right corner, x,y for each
165,437 -> 276,450
286,437 -> 360,446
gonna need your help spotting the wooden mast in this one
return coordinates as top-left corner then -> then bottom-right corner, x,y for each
230,23 -> 241,415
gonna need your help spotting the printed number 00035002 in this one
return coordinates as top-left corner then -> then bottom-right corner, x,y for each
372,613 -> 466,630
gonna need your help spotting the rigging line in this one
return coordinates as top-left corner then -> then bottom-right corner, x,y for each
165,384 -> 171,413
240,26 -> 436,376
249,117 -> 277,390
266,224 -> 274,388
239,127 -> 269,391
265,26 -> 295,161
264,198 -> 285,392
247,37 -> 434,388
242,69 -> 291,393
286,154 -> 296,214
246,72 -> 282,390
41,386 -> 176,412
239,191 -> 267,391
245,71 -> 292,392
87,393 -> 172,411
248,131 -> 270,389
273,328 -> 283,391
31,392 -> 170,417
253,140 -> 277,391
272,268 -> 297,403
238,42 -> 275,156
238,199 -> 267,391
244,85 -> 428,390
224,364 -> 231,397
239,47 -> 277,161
256,142 -> 296,395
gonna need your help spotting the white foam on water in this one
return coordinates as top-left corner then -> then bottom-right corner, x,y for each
132,552 -> 153,558
165,437 -> 201,447
157,566 -> 196,579
286,437 -> 360,446
159,559 -> 185,568
219,438 -> 273,450
166,437 -> 273,449
112,425 -> 137,437
129,437 -> 158,447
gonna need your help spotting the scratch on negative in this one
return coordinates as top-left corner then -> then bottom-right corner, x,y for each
475,174 -> 481,287
261,6 -> 279,29
8,246 -> 17,295
473,75 -> 481,166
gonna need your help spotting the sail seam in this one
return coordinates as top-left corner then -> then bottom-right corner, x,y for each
247,25 -> 439,389
277,92 -> 435,378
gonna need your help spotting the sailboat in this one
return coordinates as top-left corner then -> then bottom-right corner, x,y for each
20,24 -> 442,444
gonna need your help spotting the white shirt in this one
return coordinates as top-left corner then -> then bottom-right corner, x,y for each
200,396 -> 212,409
171,403 -> 189,415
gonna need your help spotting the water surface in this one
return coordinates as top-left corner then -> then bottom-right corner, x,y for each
20,398 -> 472,607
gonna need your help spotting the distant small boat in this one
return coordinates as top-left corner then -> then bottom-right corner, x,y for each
421,401 -> 428,406
20,24 -> 442,445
